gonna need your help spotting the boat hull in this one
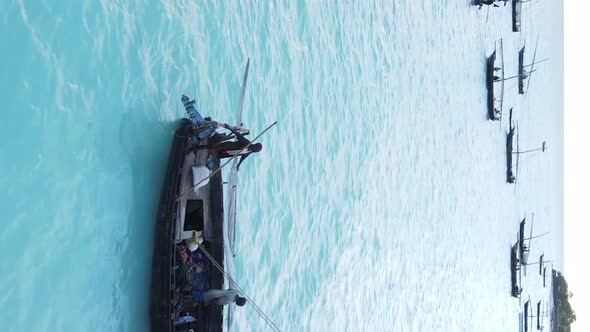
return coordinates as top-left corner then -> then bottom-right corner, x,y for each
511,244 -> 520,298
150,119 -> 225,332
486,51 -> 500,121
512,0 -> 522,32
518,47 -> 525,94
506,126 -> 515,183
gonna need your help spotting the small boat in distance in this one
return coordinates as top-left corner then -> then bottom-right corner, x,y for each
494,38 -> 547,96
518,46 -> 526,93
518,218 -> 528,264
508,123 -> 547,185
486,40 -> 505,121
511,242 -> 522,298
151,114 -> 227,331
524,299 -> 530,332
519,214 -> 549,276
518,38 -> 548,95
524,299 -> 546,331
512,0 -> 522,31
512,0 -> 538,32
506,108 -> 516,183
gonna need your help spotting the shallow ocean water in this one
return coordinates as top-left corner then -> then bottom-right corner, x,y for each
0,1 -> 563,331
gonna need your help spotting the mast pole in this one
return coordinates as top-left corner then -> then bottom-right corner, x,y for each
523,260 -> 551,266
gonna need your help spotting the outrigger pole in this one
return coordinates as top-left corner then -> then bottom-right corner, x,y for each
501,69 -> 537,81
523,58 -> 550,67
513,141 -> 547,154
522,259 -> 551,266
522,231 -> 550,241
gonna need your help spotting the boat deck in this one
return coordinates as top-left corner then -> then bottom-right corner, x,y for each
151,119 -> 226,332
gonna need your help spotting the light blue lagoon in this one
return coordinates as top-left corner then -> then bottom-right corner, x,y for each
0,1 -> 563,331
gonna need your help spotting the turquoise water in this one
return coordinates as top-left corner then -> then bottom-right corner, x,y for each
1,1 -> 563,331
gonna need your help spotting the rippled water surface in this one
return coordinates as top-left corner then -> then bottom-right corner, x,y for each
0,1 -> 563,331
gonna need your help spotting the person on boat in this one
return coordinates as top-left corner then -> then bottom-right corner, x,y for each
181,94 -> 218,141
202,127 -> 262,170
191,288 -> 247,307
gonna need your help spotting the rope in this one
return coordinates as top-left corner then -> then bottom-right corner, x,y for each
196,242 -> 281,332
176,121 -> 278,201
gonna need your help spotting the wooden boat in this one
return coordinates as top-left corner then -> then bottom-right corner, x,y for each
506,108 -> 516,183
511,243 -> 522,298
486,50 -> 497,120
518,46 -> 526,94
150,60 -> 255,332
486,40 -> 505,121
508,118 -> 547,185
518,38 -> 547,95
524,300 -> 530,332
150,117 -> 226,331
518,218 -> 528,264
520,215 -> 550,277
512,0 -> 522,32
